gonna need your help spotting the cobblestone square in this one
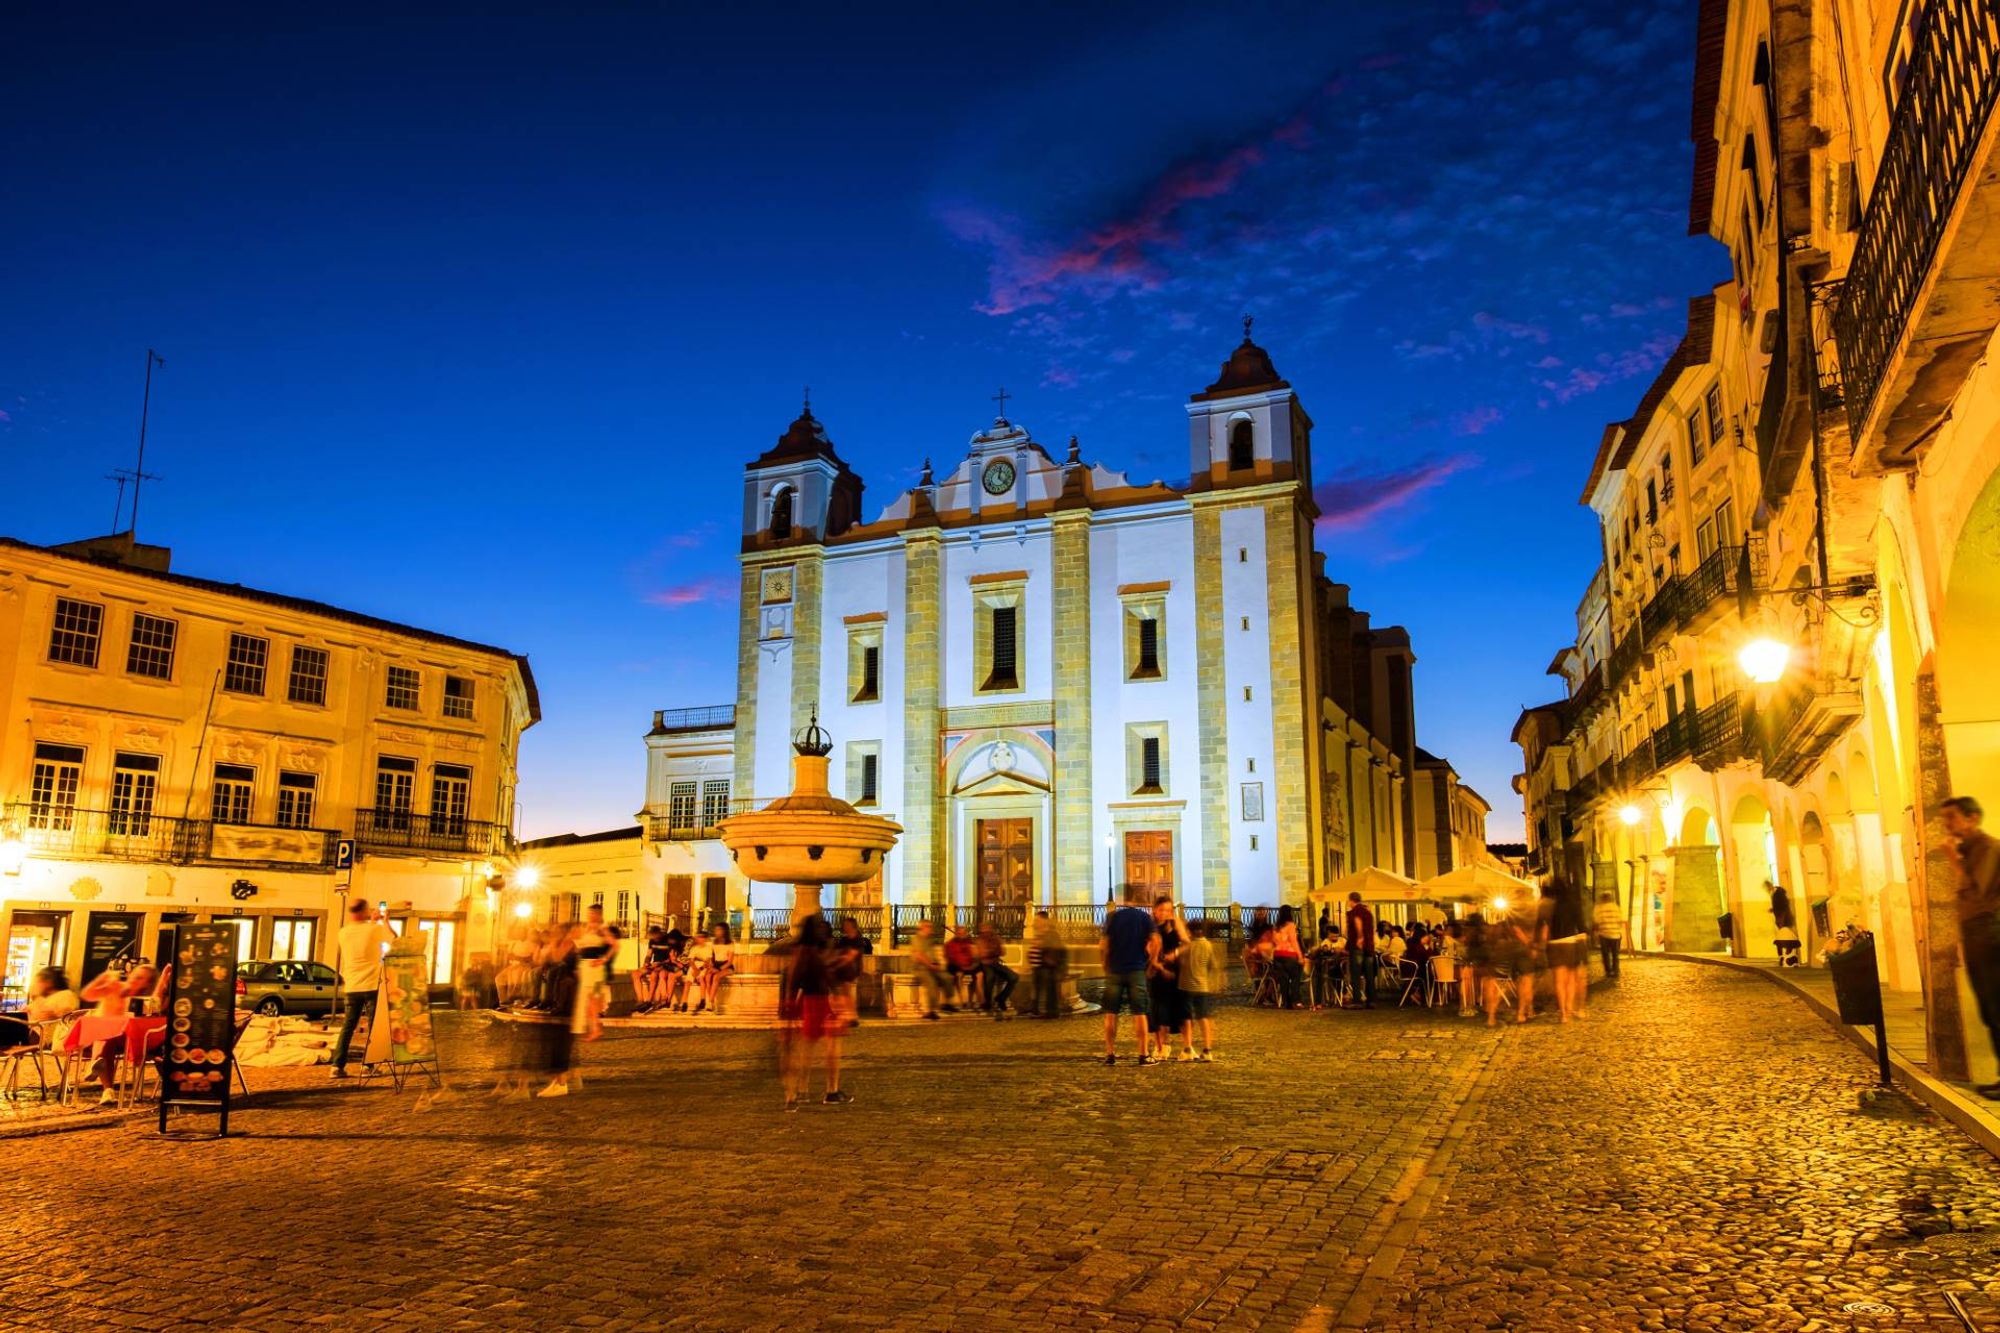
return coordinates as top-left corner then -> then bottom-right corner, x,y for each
6,960 -> 2000,1331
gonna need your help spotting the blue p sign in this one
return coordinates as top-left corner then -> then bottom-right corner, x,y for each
335,838 -> 356,871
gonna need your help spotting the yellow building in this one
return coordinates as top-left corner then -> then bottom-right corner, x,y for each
0,533 -> 538,998
1519,0 -> 2000,1081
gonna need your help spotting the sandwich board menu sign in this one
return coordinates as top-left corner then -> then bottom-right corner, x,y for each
362,933 -> 440,1089
160,922 -> 237,1136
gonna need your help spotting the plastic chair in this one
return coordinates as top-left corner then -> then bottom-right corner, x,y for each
1394,959 -> 1428,1008
1,1017 -> 58,1102
60,1015 -> 132,1106
1428,958 -> 1458,1009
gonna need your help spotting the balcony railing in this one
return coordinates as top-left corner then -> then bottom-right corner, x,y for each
1607,630 -> 1641,688
1830,0 -> 2000,443
1652,715 -> 1694,769
353,807 -> 510,857
650,705 -> 736,734
1680,543 -> 1747,627
1692,696 -> 1744,770
1638,578 -> 1684,646
3,804 -> 340,868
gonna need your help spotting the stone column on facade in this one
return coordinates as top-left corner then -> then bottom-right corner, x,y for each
901,528 -> 944,907
1191,502 -> 1231,905
788,555 -> 824,755
1264,497 -> 1319,902
1915,669 -> 1971,1081
1666,846 -> 1724,952
731,564 -> 763,815
1050,509 -> 1093,904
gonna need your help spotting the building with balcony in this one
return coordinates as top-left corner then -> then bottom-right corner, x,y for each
1517,0 -> 2000,1082
0,532 -> 538,999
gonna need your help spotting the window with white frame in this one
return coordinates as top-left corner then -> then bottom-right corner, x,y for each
276,771 -> 318,829
701,779 -> 731,830
375,756 -> 416,827
431,764 -> 471,836
126,613 -> 177,680
109,753 -> 160,837
1126,723 -> 1169,797
48,598 -> 103,667
29,743 -> 83,830
212,764 -> 255,825
668,781 -> 699,833
287,645 -> 329,706
972,576 -> 1027,695
385,665 -> 420,711
224,633 -> 268,695
848,623 -> 884,703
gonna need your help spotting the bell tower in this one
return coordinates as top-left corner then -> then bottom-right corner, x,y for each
1185,318 -> 1313,495
740,396 -> 864,553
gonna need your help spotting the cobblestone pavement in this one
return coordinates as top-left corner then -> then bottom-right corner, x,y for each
3,959 -> 1998,1332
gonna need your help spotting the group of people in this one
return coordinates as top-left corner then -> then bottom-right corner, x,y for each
633,922 -> 739,1015
1097,887 -> 1227,1064
11,961 -> 161,1107
1230,884 -> 1630,1028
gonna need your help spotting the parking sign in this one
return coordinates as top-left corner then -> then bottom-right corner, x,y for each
335,838 -> 356,871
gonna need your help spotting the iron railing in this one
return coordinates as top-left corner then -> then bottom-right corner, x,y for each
3,803 -> 340,868
1616,735 -> 1657,790
1607,629 -> 1641,689
1680,543 -> 1747,626
1652,715 -> 1693,769
1638,578 -> 1684,646
1830,0 -> 2000,439
353,807 -> 511,857
650,705 -> 736,733
1692,696 -> 1744,769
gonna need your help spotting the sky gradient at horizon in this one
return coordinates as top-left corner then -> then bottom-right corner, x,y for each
0,2 -> 1724,842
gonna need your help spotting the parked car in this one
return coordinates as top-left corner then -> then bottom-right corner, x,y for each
235,959 -> 339,1016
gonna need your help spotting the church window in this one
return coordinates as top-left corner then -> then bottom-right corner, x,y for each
1126,723 -> 1169,797
846,742 -> 882,808
847,622 -> 884,704
1228,419 -> 1255,471
1120,588 -> 1168,682
985,606 -> 1019,692
971,574 -> 1027,696
769,486 -> 794,540
1135,618 -> 1160,678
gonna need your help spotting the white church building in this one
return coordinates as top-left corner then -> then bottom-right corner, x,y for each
649,327 -> 1475,916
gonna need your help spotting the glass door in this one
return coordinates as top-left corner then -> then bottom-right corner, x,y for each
210,916 -> 257,965
4,911 -> 70,1005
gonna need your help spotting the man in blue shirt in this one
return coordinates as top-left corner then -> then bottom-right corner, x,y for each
1100,884 -> 1159,1065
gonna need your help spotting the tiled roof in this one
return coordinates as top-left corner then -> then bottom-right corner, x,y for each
1687,0 -> 1728,235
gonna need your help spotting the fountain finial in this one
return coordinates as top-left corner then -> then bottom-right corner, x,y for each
794,707 -> 833,757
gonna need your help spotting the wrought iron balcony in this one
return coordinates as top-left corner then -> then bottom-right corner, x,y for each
1829,0 -> 2000,465
1638,578 -> 1685,647
1652,715 -> 1694,769
649,705 -> 736,735
1692,696 -> 1744,771
353,807 -> 510,857
1607,629 -> 1642,689
1678,544 -> 1747,630
3,803 -> 340,869
1748,678 -> 1865,787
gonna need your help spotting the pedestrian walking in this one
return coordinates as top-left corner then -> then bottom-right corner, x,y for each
1768,879 -> 1802,966
1343,892 -> 1376,1009
1100,884 -> 1158,1065
1544,878 -> 1588,1023
1509,892 -> 1548,1024
780,915 -> 850,1108
575,904 -> 614,1041
331,897 -> 396,1080
535,928 -> 580,1098
907,919 -> 955,1019
1271,905 -> 1306,1009
1943,796 -> 2000,1100
1592,892 -> 1625,979
1179,919 -> 1224,1060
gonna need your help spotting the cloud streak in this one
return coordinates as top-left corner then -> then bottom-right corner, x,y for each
1313,453 -> 1480,533
643,576 -> 736,609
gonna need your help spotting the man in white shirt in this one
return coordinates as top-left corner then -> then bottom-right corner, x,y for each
331,897 -> 396,1079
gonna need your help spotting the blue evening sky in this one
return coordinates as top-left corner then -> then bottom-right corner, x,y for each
1,2 -> 1722,841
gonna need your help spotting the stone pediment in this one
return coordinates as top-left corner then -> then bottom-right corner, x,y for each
953,768 -> 1049,798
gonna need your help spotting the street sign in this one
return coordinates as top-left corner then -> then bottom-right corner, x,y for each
335,838 -> 356,871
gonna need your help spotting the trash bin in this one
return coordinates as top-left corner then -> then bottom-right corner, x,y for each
1716,912 -> 1735,954
1828,936 -> 1883,1026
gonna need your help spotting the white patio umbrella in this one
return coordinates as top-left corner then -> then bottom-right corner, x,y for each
1418,863 -> 1537,905
1312,866 -> 1423,904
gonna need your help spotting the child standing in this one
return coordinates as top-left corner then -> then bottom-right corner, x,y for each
1179,919 -> 1225,1061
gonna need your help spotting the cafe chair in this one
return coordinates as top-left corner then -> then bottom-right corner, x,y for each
1429,958 -> 1459,1010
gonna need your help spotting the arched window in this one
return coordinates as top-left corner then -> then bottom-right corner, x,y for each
1228,419 -> 1255,472
769,485 -> 794,540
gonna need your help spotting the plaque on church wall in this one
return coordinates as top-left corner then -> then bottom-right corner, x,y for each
1240,782 -> 1264,822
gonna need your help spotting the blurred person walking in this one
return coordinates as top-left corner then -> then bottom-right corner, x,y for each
1592,892 -> 1626,980
907,920 -> 954,1019
1028,911 -> 1068,1018
1942,796 -> 2000,1098
1343,892 -> 1377,1009
780,915 -> 850,1108
331,898 -> 396,1080
535,927 -> 581,1098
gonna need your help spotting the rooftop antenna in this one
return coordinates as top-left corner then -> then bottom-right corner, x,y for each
128,348 -> 165,536
104,472 -> 130,532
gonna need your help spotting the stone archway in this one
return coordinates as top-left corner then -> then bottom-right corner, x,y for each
943,730 -> 1056,915
1729,792 -> 1778,959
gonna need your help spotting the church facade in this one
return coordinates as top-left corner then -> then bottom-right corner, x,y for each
713,330 -> 1454,912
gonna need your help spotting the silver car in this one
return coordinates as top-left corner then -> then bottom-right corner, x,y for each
234,959 -> 339,1016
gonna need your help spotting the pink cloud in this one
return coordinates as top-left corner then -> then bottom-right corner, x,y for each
1471,311 -> 1550,343
644,576 -> 735,608
1451,405 -> 1503,436
1313,453 -> 1479,532
0,408 -> 10,423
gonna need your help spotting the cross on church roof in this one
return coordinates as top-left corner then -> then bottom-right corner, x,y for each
1242,314 -> 1254,342
991,386 -> 1011,421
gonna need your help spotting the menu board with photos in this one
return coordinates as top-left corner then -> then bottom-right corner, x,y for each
160,922 -> 236,1129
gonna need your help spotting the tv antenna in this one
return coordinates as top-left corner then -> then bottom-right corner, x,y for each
126,348 -> 165,535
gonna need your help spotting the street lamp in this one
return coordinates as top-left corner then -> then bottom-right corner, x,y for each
1103,832 -> 1115,904
514,864 -> 542,890
1618,803 -> 1643,827
1738,636 -> 1792,685
513,900 -> 535,920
